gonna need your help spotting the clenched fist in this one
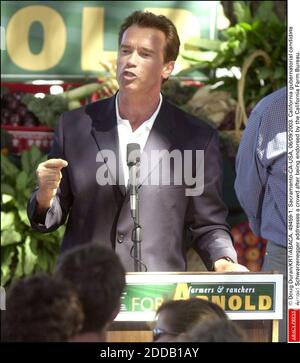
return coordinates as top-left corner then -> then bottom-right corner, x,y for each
36,158 -> 68,211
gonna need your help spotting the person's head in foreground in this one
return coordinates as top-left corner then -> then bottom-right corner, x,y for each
1,274 -> 83,342
176,318 -> 247,342
152,298 -> 228,342
55,243 -> 126,342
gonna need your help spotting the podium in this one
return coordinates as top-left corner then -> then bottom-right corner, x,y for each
107,272 -> 283,343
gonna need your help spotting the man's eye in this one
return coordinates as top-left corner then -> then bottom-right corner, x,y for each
121,49 -> 130,54
141,53 -> 150,58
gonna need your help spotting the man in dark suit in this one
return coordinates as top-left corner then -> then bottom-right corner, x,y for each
28,11 -> 247,273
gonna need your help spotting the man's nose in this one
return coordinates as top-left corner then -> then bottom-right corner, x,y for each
126,50 -> 138,66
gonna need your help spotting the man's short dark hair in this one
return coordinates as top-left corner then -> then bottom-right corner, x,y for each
118,11 -> 180,63
155,298 -> 228,335
55,244 -> 126,334
1,274 -> 83,342
177,319 -> 246,342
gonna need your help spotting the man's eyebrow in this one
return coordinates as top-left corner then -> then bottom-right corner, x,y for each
139,47 -> 155,54
120,44 -> 155,54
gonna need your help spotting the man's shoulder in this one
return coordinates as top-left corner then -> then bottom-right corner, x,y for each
60,96 -> 114,123
253,87 -> 287,116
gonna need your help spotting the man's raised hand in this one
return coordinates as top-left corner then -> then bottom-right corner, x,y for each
36,159 -> 68,210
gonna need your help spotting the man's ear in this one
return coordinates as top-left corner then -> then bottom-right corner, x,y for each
162,61 -> 175,81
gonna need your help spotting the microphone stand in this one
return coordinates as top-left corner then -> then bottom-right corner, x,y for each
129,163 -> 142,272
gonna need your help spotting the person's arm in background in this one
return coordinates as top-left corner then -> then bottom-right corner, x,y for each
187,129 -> 248,272
27,113 -> 74,232
234,109 -> 268,236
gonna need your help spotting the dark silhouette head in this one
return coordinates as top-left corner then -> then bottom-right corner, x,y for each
55,244 -> 126,335
1,274 -> 83,342
176,318 -> 247,342
153,298 -> 228,342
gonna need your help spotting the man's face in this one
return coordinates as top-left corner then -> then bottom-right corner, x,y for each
117,25 -> 174,94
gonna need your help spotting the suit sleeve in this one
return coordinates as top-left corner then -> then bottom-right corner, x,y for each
27,113 -> 73,232
186,129 -> 237,270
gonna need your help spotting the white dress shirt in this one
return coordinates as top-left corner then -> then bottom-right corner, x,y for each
116,93 -> 163,186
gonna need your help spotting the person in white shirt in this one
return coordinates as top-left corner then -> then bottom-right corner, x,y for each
28,11 -> 247,273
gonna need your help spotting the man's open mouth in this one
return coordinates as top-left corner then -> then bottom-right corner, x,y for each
123,70 -> 137,79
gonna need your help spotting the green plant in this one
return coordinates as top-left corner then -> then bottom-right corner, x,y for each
21,61 -> 119,129
179,1 -> 286,108
1,145 -> 64,287
21,94 -> 70,129
161,79 -> 199,107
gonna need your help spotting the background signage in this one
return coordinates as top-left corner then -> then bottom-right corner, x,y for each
1,1 -> 219,80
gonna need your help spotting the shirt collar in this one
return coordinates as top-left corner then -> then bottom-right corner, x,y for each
115,93 -> 163,132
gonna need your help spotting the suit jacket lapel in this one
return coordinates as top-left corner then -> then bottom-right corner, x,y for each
88,95 -> 126,196
88,95 -> 175,192
139,99 -> 175,186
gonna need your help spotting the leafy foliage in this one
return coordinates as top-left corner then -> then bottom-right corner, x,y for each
1,145 -> 64,287
21,94 -> 69,128
180,1 -> 286,108
161,79 -> 199,106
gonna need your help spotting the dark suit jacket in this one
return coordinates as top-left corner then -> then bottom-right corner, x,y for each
27,94 -> 237,271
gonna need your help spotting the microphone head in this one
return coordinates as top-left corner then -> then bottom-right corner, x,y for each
127,143 -> 141,166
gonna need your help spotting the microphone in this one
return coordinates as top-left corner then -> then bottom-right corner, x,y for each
126,143 -> 141,219
127,143 -> 145,271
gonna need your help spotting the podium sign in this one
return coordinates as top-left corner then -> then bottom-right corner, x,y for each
117,273 -> 283,321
